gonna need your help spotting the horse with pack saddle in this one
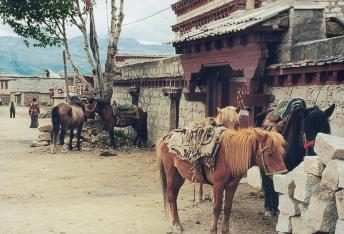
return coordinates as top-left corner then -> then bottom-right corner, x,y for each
85,97 -> 148,148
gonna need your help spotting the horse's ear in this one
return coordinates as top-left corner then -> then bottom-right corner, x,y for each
257,132 -> 268,143
217,107 -> 222,114
236,106 -> 241,114
325,104 -> 335,118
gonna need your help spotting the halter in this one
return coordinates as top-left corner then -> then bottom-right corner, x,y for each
258,143 -> 287,175
303,134 -> 315,155
86,102 -> 97,113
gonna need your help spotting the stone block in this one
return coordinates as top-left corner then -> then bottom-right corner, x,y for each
304,156 -> 325,177
294,164 -> 321,203
305,196 -> 337,233
278,194 -> 300,216
31,141 -> 49,147
38,125 -> 52,133
38,132 -> 51,142
336,190 -> 344,220
276,214 -> 292,233
247,166 -> 262,190
315,133 -> 344,164
273,162 -> 304,196
291,216 -> 313,234
321,160 -> 344,191
336,219 -> 344,234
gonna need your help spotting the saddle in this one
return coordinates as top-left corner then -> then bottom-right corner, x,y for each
164,122 -> 227,173
263,98 -> 306,134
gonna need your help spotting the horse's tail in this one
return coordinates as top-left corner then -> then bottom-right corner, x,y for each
51,106 -> 60,153
156,137 -> 169,217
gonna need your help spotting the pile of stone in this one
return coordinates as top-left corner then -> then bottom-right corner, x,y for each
31,125 -> 52,147
274,133 -> 344,234
30,121 -> 143,153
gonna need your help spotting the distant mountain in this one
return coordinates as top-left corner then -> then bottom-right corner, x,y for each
0,36 -> 174,75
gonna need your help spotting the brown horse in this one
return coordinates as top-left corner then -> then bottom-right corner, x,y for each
156,128 -> 287,233
50,97 -> 85,154
85,98 -> 148,147
193,106 -> 241,202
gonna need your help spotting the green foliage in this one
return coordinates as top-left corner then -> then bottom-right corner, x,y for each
0,0 -> 78,47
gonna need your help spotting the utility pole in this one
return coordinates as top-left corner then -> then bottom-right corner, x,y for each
63,50 -> 70,102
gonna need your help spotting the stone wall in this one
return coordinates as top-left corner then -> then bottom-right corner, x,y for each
262,0 -> 344,19
112,86 -> 207,144
113,87 -> 172,144
274,133 -> 344,233
178,94 -> 206,128
118,56 -> 183,80
267,84 -> 344,137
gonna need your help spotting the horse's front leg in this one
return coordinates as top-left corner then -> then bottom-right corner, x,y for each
69,128 -> 74,150
198,183 -> 204,202
76,124 -> 82,151
59,129 -> 66,145
222,179 -> 240,234
210,182 -> 225,234
109,128 -> 116,148
167,168 -> 185,233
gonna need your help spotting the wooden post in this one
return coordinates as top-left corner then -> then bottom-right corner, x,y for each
63,50 -> 70,102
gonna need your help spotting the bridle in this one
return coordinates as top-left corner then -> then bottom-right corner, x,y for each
303,134 -> 315,156
257,143 -> 287,175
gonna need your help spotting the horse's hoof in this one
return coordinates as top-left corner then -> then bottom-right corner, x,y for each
264,211 -> 273,217
172,224 -> 184,233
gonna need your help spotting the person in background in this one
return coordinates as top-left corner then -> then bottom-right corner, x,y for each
29,98 -> 40,128
10,101 -> 15,118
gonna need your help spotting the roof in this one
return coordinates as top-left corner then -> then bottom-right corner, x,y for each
115,54 -> 172,67
9,78 -> 65,94
268,55 -> 344,69
172,4 -> 292,43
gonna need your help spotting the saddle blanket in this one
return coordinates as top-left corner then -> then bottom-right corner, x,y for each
164,123 -> 227,171
263,97 -> 306,134
113,104 -> 140,119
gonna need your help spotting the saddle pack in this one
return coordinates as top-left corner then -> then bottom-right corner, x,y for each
164,121 -> 227,173
263,98 -> 306,134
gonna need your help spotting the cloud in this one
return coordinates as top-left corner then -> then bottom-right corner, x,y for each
0,0 -> 176,43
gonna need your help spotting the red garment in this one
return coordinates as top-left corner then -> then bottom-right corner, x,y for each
29,102 -> 40,116
86,0 -> 93,10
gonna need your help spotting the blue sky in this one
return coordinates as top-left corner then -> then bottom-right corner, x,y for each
0,0 -> 176,44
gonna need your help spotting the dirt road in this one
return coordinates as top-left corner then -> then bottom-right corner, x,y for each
0,106 -> 277,234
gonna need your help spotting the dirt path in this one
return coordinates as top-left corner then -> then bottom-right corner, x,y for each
0,106 -> 277,234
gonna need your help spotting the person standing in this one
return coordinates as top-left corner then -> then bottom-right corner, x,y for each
10,101 -> 15,118
29,98 -> 40,128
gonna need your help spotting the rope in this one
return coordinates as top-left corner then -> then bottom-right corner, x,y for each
122,7 -> 171,27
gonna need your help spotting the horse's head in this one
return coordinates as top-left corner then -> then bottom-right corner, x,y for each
304,104 -> 335,155
255,129 -> 287,175
85,97 -> 98,119
216,106 -> 240,130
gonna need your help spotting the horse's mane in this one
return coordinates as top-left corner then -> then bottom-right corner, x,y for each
220,128 -> 285,177
216,106 -> 240,129
194,106 -> 240,129
70,97 -> 85,112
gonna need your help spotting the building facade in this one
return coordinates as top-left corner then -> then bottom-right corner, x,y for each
9,77 -> 65,106
113,0 -> 344,144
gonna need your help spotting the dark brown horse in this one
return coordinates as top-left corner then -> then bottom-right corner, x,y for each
50,97 -> 85,154
255,103 -> 335,216
156,128 -> 287,233
85,98 -> 148,147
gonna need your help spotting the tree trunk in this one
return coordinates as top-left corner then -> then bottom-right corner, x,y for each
104,0 -> 124,102
76,1 -> 98,91
62,21 -> 94,93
